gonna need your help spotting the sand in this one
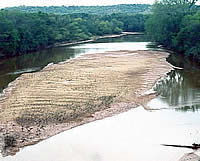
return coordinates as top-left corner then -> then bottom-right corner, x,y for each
0,50 -> 172,156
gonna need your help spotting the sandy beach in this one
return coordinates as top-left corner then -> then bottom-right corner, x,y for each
0,50 -> 172,156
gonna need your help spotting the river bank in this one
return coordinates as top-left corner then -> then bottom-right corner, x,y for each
0,32 -> 141,60
0,50 -> 172,156
52,32 -> 143,48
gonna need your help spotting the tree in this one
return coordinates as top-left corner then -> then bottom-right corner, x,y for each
145,0 -> 200,59
172,12 -> 200,58
97,21 -> 112,35
0,17 -> 19,56
159,0 -> 198,8
145,0 -> 197,47
0,9 -> 145,58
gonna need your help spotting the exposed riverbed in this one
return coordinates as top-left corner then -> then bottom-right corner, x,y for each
0,35 -> 200,161
0,35 -> 148,94
0,49 -> 171,156
2,107 -> 200,161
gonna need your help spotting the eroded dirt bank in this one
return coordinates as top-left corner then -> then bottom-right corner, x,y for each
0,50 -> 172,156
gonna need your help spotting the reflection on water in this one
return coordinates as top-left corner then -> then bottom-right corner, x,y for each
0,47 -> 77,93
176,105 -> 200,112
149,65 -> 200,112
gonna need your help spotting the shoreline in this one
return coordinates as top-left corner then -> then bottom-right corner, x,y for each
0,50 -> 172,156
0,32 -> 143,60
0,32 -> 142,99
52,32 -> 143,48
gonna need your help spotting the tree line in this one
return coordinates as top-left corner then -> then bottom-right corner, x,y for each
0,10 -> 147,58
1,1 -> 200,60
145,0 -> 200,60
6,4 -> 151,15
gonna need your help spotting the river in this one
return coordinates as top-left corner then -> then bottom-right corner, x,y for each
0,35 -> 150,94
0,35 -> 200,161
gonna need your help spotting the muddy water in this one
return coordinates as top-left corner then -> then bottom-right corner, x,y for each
148,69 -> 200,111
1,35 -> 200,160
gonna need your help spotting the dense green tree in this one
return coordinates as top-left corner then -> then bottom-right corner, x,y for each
0,14 -> 19,56
5,4 -> 151,15
0,9 -> 147,58
145,0 -> 200,59
110,13 -> 148,32
173,12 -> 200,58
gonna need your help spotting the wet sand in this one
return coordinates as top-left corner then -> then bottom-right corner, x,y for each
0,50 -> 172,156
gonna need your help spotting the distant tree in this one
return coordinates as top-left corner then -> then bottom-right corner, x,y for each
0,15 -> 19,56
0,9 -> 148,58
5,4 -> 151,15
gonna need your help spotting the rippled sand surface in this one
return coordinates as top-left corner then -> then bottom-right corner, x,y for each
0,50 -> 171,155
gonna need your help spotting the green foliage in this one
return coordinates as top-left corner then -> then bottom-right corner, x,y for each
173,12 -> 200,58
5,4 -> 151,15
0,10 -> 146,57
145,0 -> 200,59
0,11 -> 19,56
105,13 -> 148,32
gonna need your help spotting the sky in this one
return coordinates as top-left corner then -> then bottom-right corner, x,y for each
0,0 -> 155,8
